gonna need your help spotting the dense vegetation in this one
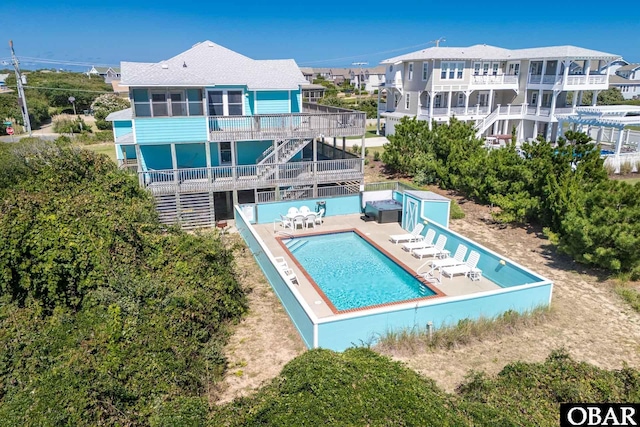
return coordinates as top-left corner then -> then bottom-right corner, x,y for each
1,71 -> 112,134
382,117 -> 640,277
214,347 -> 640,426
0,140 -> 247,425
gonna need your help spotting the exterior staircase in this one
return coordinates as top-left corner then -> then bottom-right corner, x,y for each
474,108 -> 500,138
256,138 -> 312,180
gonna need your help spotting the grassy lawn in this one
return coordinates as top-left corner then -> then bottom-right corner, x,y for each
346,130 -> 382,139
82,143 -> 117,163
626,125 -> 640,131
620,176 -> 640,185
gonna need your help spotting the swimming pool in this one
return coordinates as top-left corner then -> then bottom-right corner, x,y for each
282,231 -> 438,312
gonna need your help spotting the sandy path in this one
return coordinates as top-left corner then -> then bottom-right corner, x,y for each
214,194 -> 640,402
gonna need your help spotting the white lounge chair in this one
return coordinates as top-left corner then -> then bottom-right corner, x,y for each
441,250 -> 482,281
417,244 -> 468,281
278,214 -> 294,231
389,223 -> 425,245
402,229 -> 436,253
280,266 -> 299,284
412,235 -> 448,260
274,256 -> 289,269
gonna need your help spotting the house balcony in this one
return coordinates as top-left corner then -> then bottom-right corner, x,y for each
138,158 -> 364,196
527,73 -> 608,90
209,103 -> 365,142
470,74 -> 519,91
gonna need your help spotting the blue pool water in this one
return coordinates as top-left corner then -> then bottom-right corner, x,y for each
284,231 -> 434,311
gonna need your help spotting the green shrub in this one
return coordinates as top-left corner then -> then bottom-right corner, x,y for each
450,199 -> 465,219
52,114 -> 86,134
0,140 -> 247,425
373,150 -> 380,161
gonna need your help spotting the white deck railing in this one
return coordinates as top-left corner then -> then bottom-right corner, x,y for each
471,74 -> 519,85
139,158 -> 364,195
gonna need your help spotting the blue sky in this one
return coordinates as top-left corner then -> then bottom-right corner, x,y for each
2,0 -> 638,71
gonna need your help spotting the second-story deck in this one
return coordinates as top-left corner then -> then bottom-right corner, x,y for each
139,158 -> 364,196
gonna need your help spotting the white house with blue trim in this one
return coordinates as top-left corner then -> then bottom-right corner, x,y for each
107,41 -> 366,228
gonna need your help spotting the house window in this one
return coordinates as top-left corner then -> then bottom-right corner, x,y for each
404,93 -> 411,109
473,62 -> 481,76
492,63 -> 499,76
170,91 -> 187,116
151,92 -> 168,116
408,63 -> 414,81
422,62 -> 429,80
531,92 -> 538,105
457,93 -> 464,107
132,88 -> 151,117
434,94 -> 442,108
187,89 -> 204,115
482,63 -> 490,76
394,93 -> 400,108
440,62 -> 464,80
207,90 -> 244,116
208,91 -> 224,115
219,142 -> 232,165
227,91 -> 243,116
508,63 -> 520,76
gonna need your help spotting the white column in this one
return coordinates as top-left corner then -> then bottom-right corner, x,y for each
488,89 -> 494,112
503,119 -> 509,135
537,61 -> 547,116
596,126 -> 603,145
572,90 -> 578,110
464,91 -> 471,115
205,142 -> 212,182
584,59 -> 591,83
170,143 -> 178,186
591,90 -> 600,106
557,120 -> 564,139
446,90 -> 452,116
615,126 -> 625,173
533,121 -> 538,138
428,91 -> 435,130
550,91 -> 558,117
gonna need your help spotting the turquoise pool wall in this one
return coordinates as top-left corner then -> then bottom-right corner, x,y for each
235,206 -> 316,348
316,282 -> 552,351
418,219 -> 542,288
255,195 -> 361,224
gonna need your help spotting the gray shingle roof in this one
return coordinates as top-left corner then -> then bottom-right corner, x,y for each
617,63 -> 640,72
609,75 -> 640,85
121,40 -> 308,90
105,108 -> 133,121
382,44 -> 620,63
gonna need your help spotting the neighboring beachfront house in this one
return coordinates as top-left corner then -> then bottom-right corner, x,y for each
106,41 -> 366,228
609,63 -> 640,100
379,44 -> 620,141
88,66 -> 122,83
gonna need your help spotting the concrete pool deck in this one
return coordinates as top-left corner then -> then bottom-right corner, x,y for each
253,214 -> 501,319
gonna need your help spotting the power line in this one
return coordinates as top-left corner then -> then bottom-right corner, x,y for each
17,56 -> 119,68
23,85 -> 114,94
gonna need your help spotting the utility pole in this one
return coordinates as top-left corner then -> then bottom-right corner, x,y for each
429,37 -> 446,47
351,62 -> 368,107
9,40 -> 32,136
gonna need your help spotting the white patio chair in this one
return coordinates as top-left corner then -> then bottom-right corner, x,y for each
441,250 -> 482,281
412,234 -> 447,260
402,229 -> 436,253
389,223 -> 425,244
274,256 -> 289,269
278,214 -> 294,232
287,207 -> 299,216
299,205 -> 311,215
292,214 -> 305,231
304,213 -> 316,229
314,208 -> 325,226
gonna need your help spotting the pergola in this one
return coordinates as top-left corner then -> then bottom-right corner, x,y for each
556,105 -> 640,156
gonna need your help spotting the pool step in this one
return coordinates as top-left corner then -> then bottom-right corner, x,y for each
285,239 -> 308,253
